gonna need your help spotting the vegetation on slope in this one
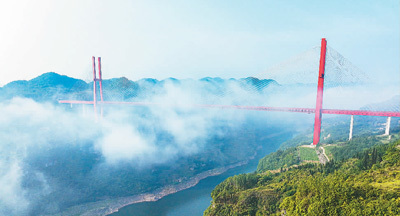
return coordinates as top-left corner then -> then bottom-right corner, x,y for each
256,147 -> 300,172
298,147 -> 319,161
256,145 -> 320,173
205,137 -> 400,216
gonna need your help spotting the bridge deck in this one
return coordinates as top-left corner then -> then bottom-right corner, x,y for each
59,100 -> 400,117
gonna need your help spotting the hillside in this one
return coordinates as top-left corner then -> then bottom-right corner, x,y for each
204,136 -> 400,216
1,72 -> 89,102
0,72 -> 278,103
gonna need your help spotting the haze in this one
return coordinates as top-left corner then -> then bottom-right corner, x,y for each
0,0 -> 399,86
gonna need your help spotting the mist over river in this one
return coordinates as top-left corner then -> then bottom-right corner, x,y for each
111,132 -> 291,216
0,75 -> 313,215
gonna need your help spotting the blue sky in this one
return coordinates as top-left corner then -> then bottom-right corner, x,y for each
0,0 -> 398,85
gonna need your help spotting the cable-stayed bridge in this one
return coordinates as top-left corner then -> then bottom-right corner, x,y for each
59,38 -> 400,145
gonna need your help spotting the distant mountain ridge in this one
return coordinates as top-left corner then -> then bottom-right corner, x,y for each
361,95 -> 400,112
0,72 -> 90,102
0,72 -> 279,102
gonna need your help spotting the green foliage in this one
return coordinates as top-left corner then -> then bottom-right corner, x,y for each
356,147 -> 383,170
326,136 -> 382,161
323,145 -> 336,159
257,147 -> 300,173
279,172 -> 400,216
205,172 -> 280,216
205,139 -> 400,216
298,147 -> 318,161
257,146 -> 319,173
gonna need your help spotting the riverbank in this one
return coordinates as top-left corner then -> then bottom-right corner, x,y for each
54,159 -> 253,216
54,131 -> 291,216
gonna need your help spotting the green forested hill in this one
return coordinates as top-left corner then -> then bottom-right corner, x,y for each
204,138 -> 400,216
256,135 -> 393,173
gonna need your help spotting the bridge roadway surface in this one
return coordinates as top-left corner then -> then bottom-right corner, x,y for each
59,100 -> 400,118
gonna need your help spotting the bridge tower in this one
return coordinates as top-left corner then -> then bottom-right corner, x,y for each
312,38 -> 327,145
92,56 -> 97,118
91,56 -> 104,119
98,57 -> 104,117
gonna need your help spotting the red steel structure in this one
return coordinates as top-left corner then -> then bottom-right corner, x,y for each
59,39 -> 400,145
313,38 -> 327,145
92,56 -> 97,116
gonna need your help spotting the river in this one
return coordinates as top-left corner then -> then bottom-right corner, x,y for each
111,133 -> 290,216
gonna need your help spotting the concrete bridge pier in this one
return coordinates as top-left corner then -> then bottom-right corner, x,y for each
349,115 -> 354,140
385,117 -> 391,136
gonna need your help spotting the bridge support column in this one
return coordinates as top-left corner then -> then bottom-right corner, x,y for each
349,115 -> 354,140
385,117 -> 391,136
312,38 -> 327,145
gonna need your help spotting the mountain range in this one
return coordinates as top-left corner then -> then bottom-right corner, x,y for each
0,72 -> 279,102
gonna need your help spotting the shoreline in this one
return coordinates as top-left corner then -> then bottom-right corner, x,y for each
55,158 -> 253,216
54,131 -> 289,216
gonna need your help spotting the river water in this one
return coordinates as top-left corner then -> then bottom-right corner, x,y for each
111,134 -> 289,216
